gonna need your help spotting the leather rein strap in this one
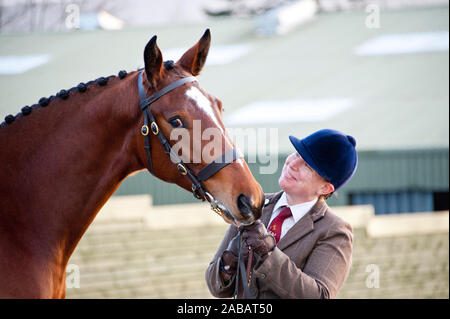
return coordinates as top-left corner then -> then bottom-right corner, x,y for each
233,228 -> 257,299
137,71 -> 243,220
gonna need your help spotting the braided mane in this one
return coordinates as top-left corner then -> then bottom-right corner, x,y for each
1,70 -> 128,128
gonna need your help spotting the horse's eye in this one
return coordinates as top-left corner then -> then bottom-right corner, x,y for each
169,117 -> 184,128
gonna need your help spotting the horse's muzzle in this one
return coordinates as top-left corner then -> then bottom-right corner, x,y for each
236,193 -> 262,226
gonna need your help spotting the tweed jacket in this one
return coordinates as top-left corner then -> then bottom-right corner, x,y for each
205,191 -> 353,299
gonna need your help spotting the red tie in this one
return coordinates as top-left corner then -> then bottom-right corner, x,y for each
268,206 -> 292,244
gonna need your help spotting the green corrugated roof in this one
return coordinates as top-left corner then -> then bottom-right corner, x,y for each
1,7 -> 448,152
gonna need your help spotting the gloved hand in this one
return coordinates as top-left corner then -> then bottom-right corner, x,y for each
219,232 -> 248,281
225,232 -> 241,257
241,220 -> 276,262
219,251 -> 238,282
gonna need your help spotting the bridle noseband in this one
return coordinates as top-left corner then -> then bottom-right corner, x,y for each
137,70 -> 244,225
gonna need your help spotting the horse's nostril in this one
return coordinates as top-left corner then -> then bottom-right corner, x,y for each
237,194 -> 253,217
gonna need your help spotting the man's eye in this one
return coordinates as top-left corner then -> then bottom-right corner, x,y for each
169,118 -> 184,128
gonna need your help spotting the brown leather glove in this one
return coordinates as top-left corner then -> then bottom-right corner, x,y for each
220,232 -> 249,282
225,232 -> 240,257
219,251 -> 238,282
241,220 -> 276,262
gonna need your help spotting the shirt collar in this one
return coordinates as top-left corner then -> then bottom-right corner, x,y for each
273,192 -> 319,223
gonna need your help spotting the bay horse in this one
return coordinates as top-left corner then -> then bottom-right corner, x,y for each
0,29 -> 264,298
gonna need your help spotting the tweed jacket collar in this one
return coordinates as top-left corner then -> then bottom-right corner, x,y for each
261,191 -> 328,251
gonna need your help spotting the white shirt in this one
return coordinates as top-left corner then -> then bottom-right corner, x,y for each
268,192 -> 318,241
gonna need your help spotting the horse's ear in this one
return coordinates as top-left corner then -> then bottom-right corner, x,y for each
144,35 -> 163,87
177,29 -> 211,76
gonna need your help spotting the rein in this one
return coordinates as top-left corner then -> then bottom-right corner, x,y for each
137,71 -> 244,225
233,228 -> 256,299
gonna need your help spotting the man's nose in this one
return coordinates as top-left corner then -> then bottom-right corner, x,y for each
290,155 -> 303,168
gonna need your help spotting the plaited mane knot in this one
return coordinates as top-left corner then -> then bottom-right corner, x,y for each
118,70 -> 127,79
39,97 -> 49,107
57,89 -> 69,100
97,77 -> 108,86
164,60 -> 175,70
77,83 -> 87,92
21,106 -> 32,116
5,114 -> 15,124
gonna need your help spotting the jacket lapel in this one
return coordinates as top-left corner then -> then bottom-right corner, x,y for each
260,191 -> 283,227
277,197 -> 328,251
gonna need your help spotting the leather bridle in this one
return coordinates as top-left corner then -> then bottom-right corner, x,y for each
137,70 -> 244,225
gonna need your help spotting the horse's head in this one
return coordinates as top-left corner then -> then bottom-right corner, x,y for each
136,29 -> 264,226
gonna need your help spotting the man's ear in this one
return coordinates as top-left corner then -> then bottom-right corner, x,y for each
320,182 -> 335,197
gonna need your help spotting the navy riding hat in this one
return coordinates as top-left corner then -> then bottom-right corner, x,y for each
289,129 -> 358,191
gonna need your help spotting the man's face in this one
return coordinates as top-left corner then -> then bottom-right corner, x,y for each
278,152 -> 332,203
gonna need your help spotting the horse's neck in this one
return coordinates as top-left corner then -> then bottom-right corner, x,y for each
0,72 -> 144,266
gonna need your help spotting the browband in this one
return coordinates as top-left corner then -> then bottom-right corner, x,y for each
138,74 -> 197,110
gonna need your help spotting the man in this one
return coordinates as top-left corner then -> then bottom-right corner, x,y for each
205,129 -> 358,299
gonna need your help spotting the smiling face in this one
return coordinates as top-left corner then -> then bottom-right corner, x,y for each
279,152 -> 334,205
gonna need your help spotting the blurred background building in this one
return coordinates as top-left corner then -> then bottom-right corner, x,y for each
1,0 -> 448,298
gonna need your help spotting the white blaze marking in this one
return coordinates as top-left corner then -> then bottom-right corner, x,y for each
185,86 -> 234,151
235,158 -> 248,170
186,87 -> 219,126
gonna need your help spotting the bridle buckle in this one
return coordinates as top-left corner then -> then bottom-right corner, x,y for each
141,125 -> 149,136
150,122 -> 159,135
177,163 -> 188,175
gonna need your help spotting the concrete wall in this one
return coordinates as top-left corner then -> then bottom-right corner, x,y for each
66,195 -> 449,298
